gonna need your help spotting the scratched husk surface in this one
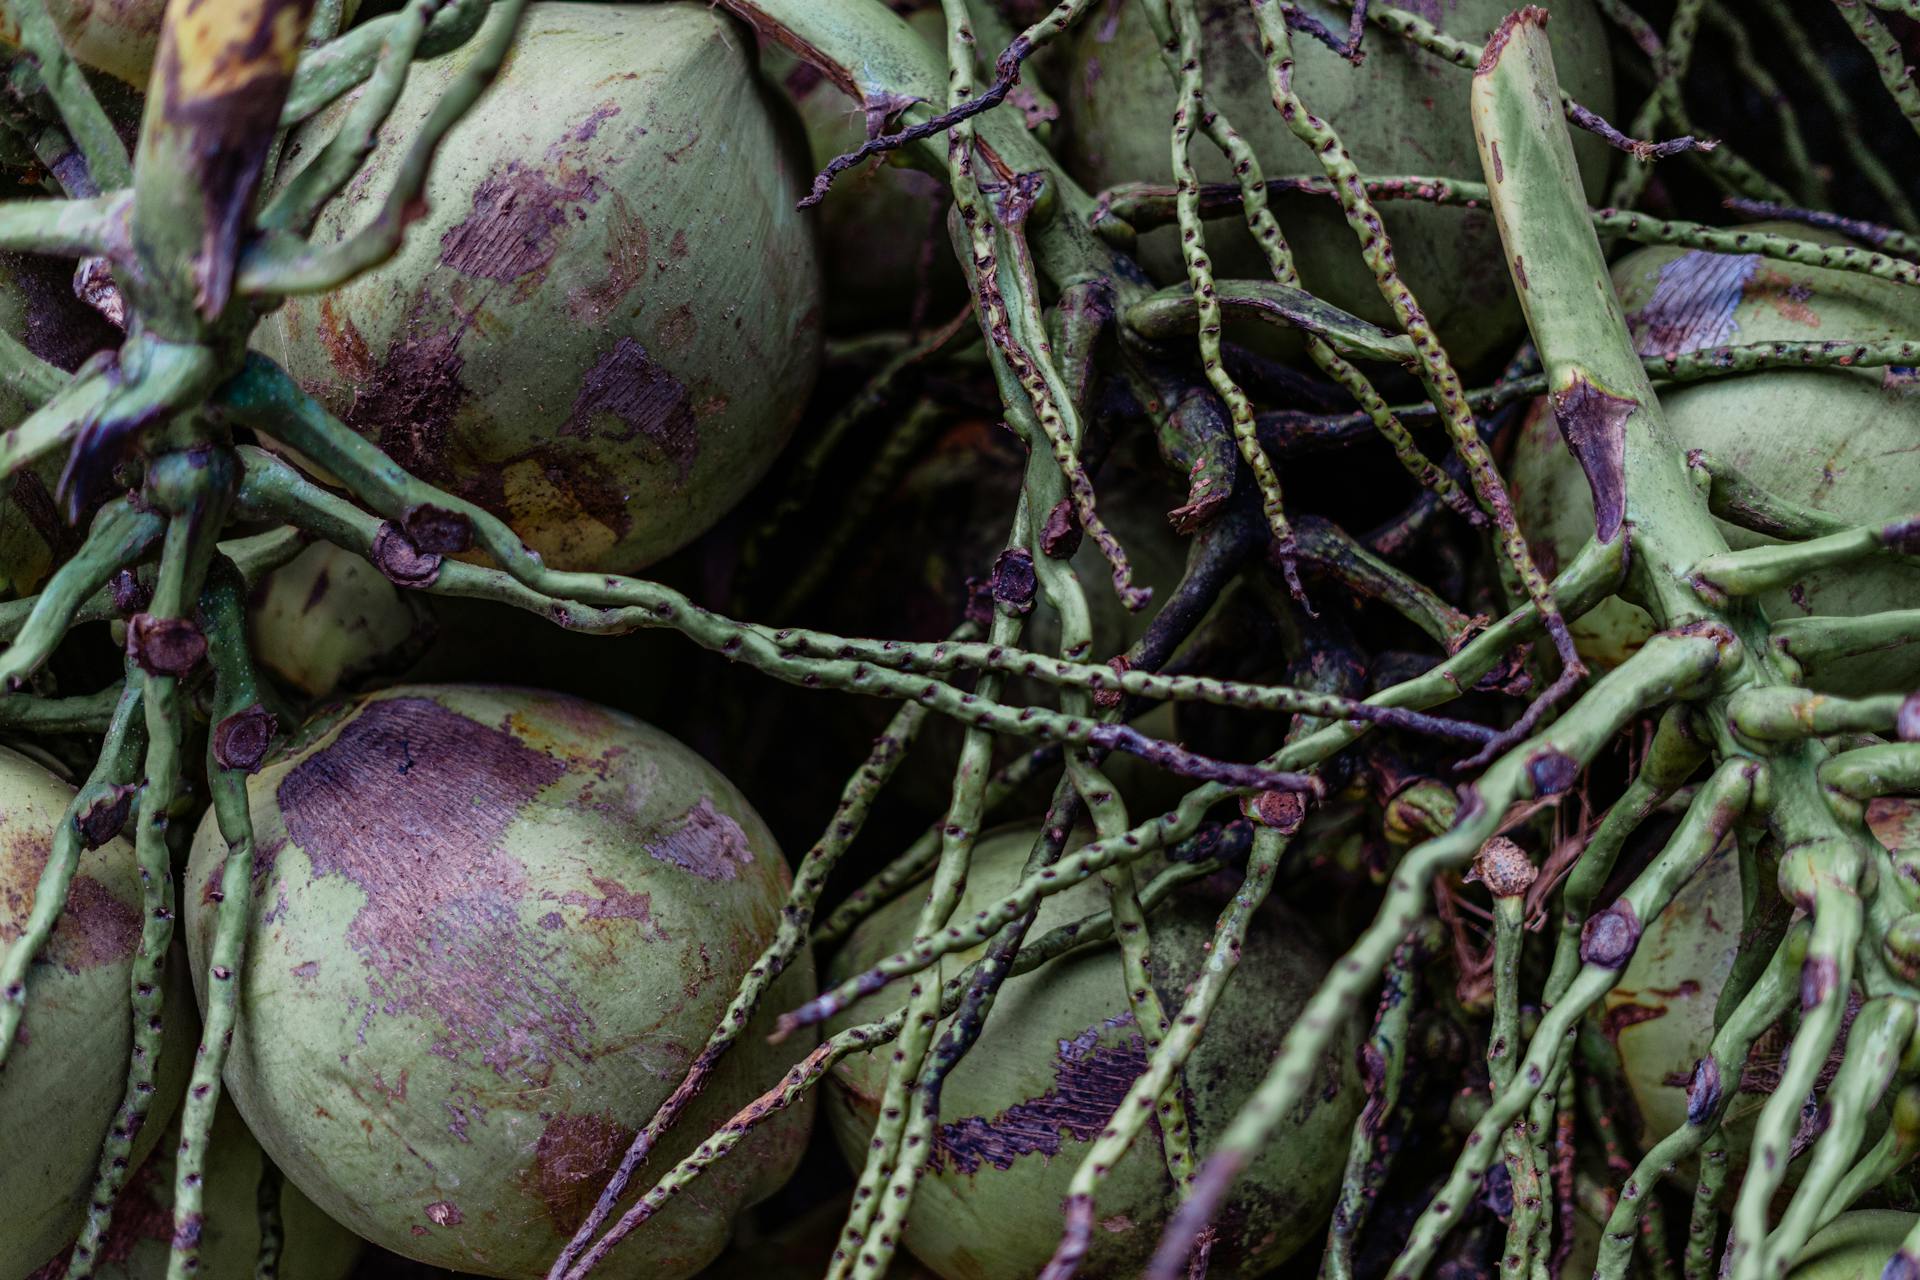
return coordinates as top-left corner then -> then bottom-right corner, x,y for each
9,2 -> 1920,1280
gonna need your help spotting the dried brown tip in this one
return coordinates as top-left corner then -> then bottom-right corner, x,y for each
1472,836 -> 1537,898
1477,6 -> 1549,76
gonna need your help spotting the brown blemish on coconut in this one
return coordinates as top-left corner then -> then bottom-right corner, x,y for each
935,1027 -> 1150,1173
439,161 -> 602,285
561,337 -> 698,482
526,1111 -> 636,1232
339,321 -> 471,491
644,797 -> 752,881
555,874 -> 670,942
318,296 -> 375,382
275,696 -> 600,1082
1600,1000 -> 1666,1045
3,834 -> 139,973
1747,268 -> 1820,328
1548,375 -> 1634,544
566,190 -> 649,325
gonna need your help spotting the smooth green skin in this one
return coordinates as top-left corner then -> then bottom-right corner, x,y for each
256,2 -> 823,574
0,745 -> 191,1280
824,826 -> 1360,1280
30,1098 -> 361,1280
1512,226 -> 1920,695
1059,0 -> 1615,373
1606,800 -> 1918,1161
183,684 -> 816,1279
246,542 -> 435,699
1789,1211 -> 1916,1278
768,4 -> 966,331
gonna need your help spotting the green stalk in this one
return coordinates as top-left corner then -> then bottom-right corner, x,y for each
1755,997 -> 1915,1275
1594,924 -> 1805,1276
549,693 -> 936,1277
0,673 -> 144,1065
166,561 -> 271,1280
68,446 -> 235,1277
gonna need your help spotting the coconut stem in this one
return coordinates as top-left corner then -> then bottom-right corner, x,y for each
565,852 -> 1222,1279
1044,826 -> 1292,1280
165,560 -> 271,1280
1247,0 -> 1590,766
3,0 -> 130,189
229,437 -> 1324,791
1592,925 -> 1803,1278
69,448 -> 233,1277
547,685 -> 940,1278
232,0 -> 529,297
813,745 -> 1064,946
824,471 -> 1029,1279
257,0 -> 438,235
1320,923 -> 1436,1280
1752,0 -> 1920,230
1384,760 -> 1759,1280
1489,887 -> 1547,1280
0,682 -> 124,733
0,671 -> 144,1066
1100,175 -> 1920,288
1756,997 -> 1914,1275
0,499 -> 165,687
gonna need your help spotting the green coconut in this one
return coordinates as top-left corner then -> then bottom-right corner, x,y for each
182,685 -> 815,1279
255,1 -> 822,574
246,543 -> 436,700
0,744 -> 192,1278
27,1098 -> 362,1280
1790,1211 -> 1916,1279
1605,798 -> 1919,1155
824,825 -> 1360,1279
1059,0 -> 1615,373
766,5 -> 966,332
0,247 -> 121,600
1511,226 -> 1920,695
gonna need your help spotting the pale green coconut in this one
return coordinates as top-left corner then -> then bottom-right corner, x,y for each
1059,0 -> 1614,373
824,825 -> 1360,1279
1511,227 -> 1920,695
1,744 -> 192,1278
256,2 -> 822,574
184,685 -> 815,1279
767,4 -> 965,331
246,543 -> 435,700
1791,1212 -> 1917,1279
26,1098 -> 362,1280
1606,799 -> 1918,1159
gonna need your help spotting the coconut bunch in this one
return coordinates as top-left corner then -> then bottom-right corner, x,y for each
5,1 -> 1920,1279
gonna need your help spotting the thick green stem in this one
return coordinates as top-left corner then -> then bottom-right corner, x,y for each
0,674 -> 144,1065
0,499 -> 164,687
1142,630 -> 1728,1279
1594,924 -> 1805,1275
69,448 -> 234,1277
167,563 -> 271,1280
1756,997 -> 1915,1276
